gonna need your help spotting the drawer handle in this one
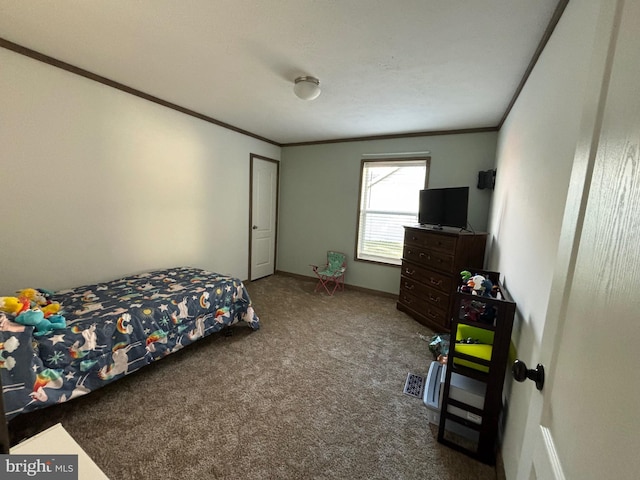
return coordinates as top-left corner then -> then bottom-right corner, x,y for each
404,297 -> 413,304
404,283 -> 415,290
428,295 -> 440,303
429,278 -> 442,286
405,268 -> 415,276
419,253 -> 430,260
427,310 -> 437,319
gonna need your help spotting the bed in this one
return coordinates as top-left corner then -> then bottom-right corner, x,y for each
0,267 -> 259,420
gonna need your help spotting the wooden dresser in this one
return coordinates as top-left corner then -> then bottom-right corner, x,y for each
397,226 -> 487,332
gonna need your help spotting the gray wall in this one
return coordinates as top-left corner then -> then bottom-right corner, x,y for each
278,132 -> 497,293
0,48 -> 280,293
485,1 -> 602,477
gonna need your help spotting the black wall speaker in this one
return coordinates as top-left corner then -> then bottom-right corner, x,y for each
477,169 -> 496,190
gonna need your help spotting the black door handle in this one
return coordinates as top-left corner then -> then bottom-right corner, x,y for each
512,359 -> 545,391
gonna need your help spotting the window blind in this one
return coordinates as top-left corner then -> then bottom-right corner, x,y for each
356,159 -> 428,264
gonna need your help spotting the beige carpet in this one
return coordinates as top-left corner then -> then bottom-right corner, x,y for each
9,274 -> 498,479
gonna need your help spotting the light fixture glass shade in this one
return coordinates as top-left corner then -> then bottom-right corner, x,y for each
294,76 -> 321,100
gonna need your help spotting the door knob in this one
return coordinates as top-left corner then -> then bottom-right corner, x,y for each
512,359 -> 545,391
252,225 -> 258,230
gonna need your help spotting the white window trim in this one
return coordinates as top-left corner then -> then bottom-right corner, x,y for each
355,157 -> 430,266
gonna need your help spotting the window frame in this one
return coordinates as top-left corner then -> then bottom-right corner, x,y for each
354,156 -> 430,266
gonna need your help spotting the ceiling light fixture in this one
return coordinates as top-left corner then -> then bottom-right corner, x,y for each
294,76 -> 321,101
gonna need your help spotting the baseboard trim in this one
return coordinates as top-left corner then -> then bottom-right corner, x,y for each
271,270 -> 398,299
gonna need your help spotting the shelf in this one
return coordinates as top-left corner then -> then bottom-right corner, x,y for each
437,270 -> 516,466
449,361 -> 490,383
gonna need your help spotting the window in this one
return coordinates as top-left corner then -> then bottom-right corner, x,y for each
355,157 -> 429,265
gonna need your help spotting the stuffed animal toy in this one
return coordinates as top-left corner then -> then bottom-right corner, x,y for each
11,288 -> 63,318
460,270 -> 472,282
468,274 -> 493,297
459,271 -> 472,294
37,288 -> 55,304
41,303 -> 61,318
16,288 -> 43,305
14,309 -> 66,336
480,277 -> 494,297
15,288 -> 52,309
0,296 -> 30,316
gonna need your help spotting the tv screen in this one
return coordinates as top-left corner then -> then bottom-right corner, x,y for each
418,187 -> 469,229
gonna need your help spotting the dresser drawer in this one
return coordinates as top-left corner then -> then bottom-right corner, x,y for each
400,261 -> 453,294
404,230 -> 457,254
397,290 -> 449,329
399,227 -> 487,332
403,244 -> 455,273
400,275 -> 449,309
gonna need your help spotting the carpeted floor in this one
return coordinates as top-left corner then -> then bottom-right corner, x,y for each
9,274 -> 499,479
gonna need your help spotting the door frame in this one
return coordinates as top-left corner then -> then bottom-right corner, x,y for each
248,154 -> 280,281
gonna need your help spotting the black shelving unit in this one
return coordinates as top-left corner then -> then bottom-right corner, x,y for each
437,270 -> 516,465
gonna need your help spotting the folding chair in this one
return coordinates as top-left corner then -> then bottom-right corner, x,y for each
310,251 -> 347,295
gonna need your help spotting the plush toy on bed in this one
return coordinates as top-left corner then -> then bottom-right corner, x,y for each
13,309 -> 66,336
40,302 -> 61,318
16,288 -> 48,307
0,296 -> 30,316
1,288 -> 66,335
12,288 -> 63,319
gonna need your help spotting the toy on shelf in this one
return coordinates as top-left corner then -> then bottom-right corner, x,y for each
438,269 -> 517,466
459,271 -> 499,298
457,271 -> 502,325
459,298 -> 498,325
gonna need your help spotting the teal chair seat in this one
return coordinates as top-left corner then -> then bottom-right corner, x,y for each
310,251 -> 347,295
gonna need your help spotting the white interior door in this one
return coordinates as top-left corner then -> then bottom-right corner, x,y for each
250,155 -> 278,280
517,1 -> 640,478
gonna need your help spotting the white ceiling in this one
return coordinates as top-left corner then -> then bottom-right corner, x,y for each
0,0 -> 561,145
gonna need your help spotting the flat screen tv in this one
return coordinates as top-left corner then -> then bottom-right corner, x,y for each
418,186 -> 469,229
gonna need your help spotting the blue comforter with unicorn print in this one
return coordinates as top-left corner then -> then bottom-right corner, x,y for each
0,267 -> 259,420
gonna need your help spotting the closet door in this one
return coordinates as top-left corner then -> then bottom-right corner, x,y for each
249,155 -> 279,280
